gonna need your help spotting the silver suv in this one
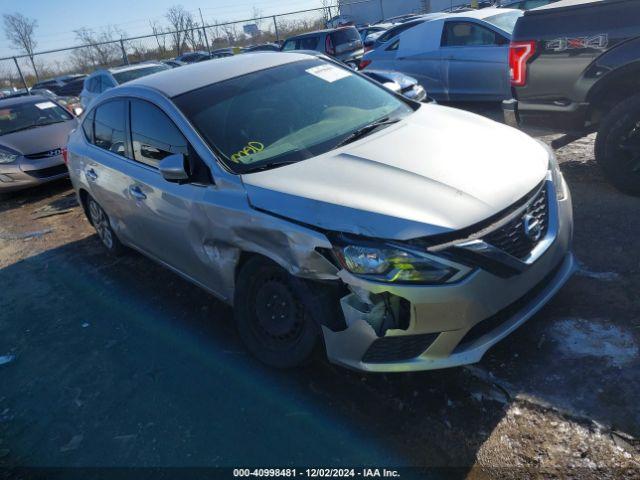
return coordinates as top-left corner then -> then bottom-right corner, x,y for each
80,62 -> 169,108
67,53 -> 575,372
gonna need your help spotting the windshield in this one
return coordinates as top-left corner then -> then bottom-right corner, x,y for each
0,99 -> 72,136
174,59 -> 414,173
485,11 -> 522,34
113,65 -> 169,84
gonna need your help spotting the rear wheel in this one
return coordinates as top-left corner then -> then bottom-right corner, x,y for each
87,196 -> 124,255
234,257 -> 323,369
595,94 -> 640,196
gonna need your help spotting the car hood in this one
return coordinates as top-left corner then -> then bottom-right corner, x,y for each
242,105 -> 549,241
0,119 -> 78,155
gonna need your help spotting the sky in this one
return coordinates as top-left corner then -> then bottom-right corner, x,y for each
0,0 -> 326,58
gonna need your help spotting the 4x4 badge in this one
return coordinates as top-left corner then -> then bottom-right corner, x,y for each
546,34 -> 608,52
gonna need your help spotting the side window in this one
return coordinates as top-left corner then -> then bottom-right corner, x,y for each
442,22 -> 499,47
386,39 -> 400,51
82,109 -> 95,143
130,99 -> 188,167
299,37 -> 318,50
93,100 -> 127,156
282,40 -> 297,51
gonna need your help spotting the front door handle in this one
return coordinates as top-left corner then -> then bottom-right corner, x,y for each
86,168 -> 98,181
129,185 -> 147,201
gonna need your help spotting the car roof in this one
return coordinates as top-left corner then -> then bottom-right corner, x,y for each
127,52 -> 313,98
286,26 -> 356,40
446,7 -> 520,19
100,62 -> 165,74
0,94 -> 51,107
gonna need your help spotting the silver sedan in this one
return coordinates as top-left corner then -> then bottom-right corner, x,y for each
0,95 -> 78,192
66,53 -> 574,372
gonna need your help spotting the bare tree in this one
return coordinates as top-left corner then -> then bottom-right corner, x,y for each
320,0 -> 333,23
72,27 -> 122,69
183,14 -> 200,51
166,5 -> 196,55
2,13 -> 39,81
220,22 -> 239,46
149,20 -> 168,55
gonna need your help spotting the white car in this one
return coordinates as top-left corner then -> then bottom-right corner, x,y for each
80,62 -> 169,108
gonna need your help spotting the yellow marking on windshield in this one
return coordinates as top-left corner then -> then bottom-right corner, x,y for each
230,141 -> 265,163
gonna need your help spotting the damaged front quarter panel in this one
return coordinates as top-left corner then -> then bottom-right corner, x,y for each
184,178 -> 341,304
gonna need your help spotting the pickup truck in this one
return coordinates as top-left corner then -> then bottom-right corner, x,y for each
503,0 -> 640,196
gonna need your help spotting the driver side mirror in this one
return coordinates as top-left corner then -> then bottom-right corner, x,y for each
159,153 -> 190,183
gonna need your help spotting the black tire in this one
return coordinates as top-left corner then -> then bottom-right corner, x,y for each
595,94 -> 640,196
234,257 -> 327,369
86,196 -> 124,255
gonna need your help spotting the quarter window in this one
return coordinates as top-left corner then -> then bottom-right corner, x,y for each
442,22 -> 501,47
93,100 -> 127,156
130,99 -> 188,167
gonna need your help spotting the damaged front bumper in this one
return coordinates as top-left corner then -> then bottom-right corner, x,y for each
322,183 -> 575,373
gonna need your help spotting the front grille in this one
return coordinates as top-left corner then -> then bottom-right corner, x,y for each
24,164 -> 68,179
455,259 -> 564,351
24,148 -> 63,160
362,333 -> 438,364
482,185 -> 549,260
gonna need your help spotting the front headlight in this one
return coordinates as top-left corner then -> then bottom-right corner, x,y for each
0,149 -> 18,164
549,151 -> 567,201
538,140 -> 567,201
333,242 -> 468,284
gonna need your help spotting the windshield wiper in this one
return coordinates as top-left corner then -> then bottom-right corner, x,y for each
2,120 -> 65,136
241,160 -> 297,173
2,124 -> 40,135
334,117 -> 401,149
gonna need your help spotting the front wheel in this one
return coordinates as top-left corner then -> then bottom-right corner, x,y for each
595,94 -> 640,196
234,257 -> 323,369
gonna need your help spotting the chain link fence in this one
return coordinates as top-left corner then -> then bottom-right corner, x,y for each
0,3 -> 345,91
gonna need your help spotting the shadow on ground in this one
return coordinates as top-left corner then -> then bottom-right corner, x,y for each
0,236 -> 507,473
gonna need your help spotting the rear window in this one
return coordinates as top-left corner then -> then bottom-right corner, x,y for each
484,11 -> 523,34
330,28 -> 361,46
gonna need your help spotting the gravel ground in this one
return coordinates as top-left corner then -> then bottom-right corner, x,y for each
0,104 -> 638,478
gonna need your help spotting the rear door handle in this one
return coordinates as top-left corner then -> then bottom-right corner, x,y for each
129,185 -> 147,201
86,168 -> 98,181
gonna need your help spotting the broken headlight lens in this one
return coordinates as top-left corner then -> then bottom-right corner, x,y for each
333,244 -> 463,284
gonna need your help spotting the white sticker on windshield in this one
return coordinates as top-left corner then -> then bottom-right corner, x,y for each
306,64 -> 352,83
35,101 -> 56,110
